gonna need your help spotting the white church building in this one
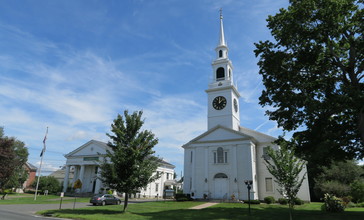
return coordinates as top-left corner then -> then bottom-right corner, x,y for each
182,13 -> 310,201
62,140 -> 176,198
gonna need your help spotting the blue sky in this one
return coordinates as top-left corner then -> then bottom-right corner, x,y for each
0,0 -> 289,177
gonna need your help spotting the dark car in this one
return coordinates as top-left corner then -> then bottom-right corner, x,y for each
90,194 -> 121,206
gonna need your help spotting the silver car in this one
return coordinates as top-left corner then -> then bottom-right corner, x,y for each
90,194 -> 121,206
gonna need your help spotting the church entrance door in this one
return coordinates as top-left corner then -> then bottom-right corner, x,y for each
214,173 -> 228,199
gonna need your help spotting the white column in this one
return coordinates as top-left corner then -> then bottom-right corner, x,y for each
191,148 -> 195,194
233,145 -> 238,196
72,166 -> 79,185
95,166 -> 102,194
63,165 -> 70,192
204,147 -> 209,194
79,165 -> 85,192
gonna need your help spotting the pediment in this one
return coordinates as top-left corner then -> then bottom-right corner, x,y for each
184,125 -> 255,146
65,140 -> 109,158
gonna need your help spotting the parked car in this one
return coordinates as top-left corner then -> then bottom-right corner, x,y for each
90,194 -> 121,206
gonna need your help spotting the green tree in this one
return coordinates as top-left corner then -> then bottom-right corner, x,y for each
254,0 -> 364,184
31,176 -> 61,194
314,160 -> 363,198
4,139 -> 29,189
99,110 -> 160,212
0,130 -> 16,199
264,143 -> 307,220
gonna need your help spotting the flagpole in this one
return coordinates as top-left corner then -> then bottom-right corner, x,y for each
34,127 -> 48,200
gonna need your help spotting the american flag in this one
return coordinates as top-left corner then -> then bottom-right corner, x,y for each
40,127 -> 48,157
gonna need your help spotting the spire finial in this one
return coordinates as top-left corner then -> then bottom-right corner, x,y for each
218,8 -> 226,46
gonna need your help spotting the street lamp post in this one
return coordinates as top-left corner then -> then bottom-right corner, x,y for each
244,180 -> 253,215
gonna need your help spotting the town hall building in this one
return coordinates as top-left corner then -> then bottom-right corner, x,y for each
63,140 -> 175,198
182,12 -> 310,201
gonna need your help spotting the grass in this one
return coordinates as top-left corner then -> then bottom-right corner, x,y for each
37,201 -> 364,220
0,193 -> 89,204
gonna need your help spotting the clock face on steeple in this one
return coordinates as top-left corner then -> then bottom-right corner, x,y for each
234,98 -> 238,112
212,96 -> 227,110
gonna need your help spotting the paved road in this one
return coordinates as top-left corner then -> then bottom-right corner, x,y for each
0,202 -> 90,220
0,199 -> 161,220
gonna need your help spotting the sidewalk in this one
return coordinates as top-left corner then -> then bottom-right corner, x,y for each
189,202 -> 219,210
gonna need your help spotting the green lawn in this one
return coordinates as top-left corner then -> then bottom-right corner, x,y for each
0,193 -> 89,204
37,201 -> 364,220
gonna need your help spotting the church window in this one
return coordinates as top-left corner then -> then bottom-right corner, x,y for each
167,173 -> 170,180
191,151 -> 193,163
214,173 -> 228,178
94,166 -> 98,174
217,147 -> 224,163
265,178 -> 273,192
155,183 -> 159,192
216,67 -> 225,80
214,147 -> 227,164
219,50 -> 223,58
263,147 -> 271,160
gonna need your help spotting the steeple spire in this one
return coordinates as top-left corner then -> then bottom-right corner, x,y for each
219,8 -> 226,46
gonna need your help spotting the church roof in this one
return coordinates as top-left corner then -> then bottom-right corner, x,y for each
238,126 -> 277,143
182,125 -> 255,147
182,125 -> 277,148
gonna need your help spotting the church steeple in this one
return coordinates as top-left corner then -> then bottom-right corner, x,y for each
206,10 -> 241,131
218,9 -> 226,47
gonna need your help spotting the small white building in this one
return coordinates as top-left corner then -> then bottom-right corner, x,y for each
182,12 -> 310,201
63,140 -> 175,198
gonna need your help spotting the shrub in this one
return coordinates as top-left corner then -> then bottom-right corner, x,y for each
341,196 -> 352,207
175,193 -> 193,201
294,198 -> 304,205
243,199 -> 260,204
357,202 -> 364,207
315,180 -> 350,199
278,198 -> 288,205
350,180 -> 364,203
264,196 -> 275,204
321,193 -> 345,212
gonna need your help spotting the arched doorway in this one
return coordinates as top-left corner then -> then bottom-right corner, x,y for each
214,173 -> 228,199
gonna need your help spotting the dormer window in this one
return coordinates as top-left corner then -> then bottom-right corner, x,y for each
219,50 -> 223,58
216,67 -> 225,80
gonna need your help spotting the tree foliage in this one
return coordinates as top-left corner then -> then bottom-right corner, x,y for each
314,160 -> 364,198
99,110 -> 160,212
0,127 -> 29,198
4,139 -> 29,189
264,143 -> 306,220
0,131 -> 16,193
255,0 -> 364,167
31,176 -> 61,194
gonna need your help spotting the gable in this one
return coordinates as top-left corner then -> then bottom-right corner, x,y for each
65,140 -> 109,158
184,125 -> 254,146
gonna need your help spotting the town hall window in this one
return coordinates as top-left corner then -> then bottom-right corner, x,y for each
214,147 -> 227,164
216,67 -> 225,80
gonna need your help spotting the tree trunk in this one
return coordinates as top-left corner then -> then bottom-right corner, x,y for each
1,193 -> 7,200
289,204 -> 293,220
123,193 -> 129,212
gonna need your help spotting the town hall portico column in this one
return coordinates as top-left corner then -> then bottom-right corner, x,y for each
63,165 -> 70,192
79,165 -> 85,192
